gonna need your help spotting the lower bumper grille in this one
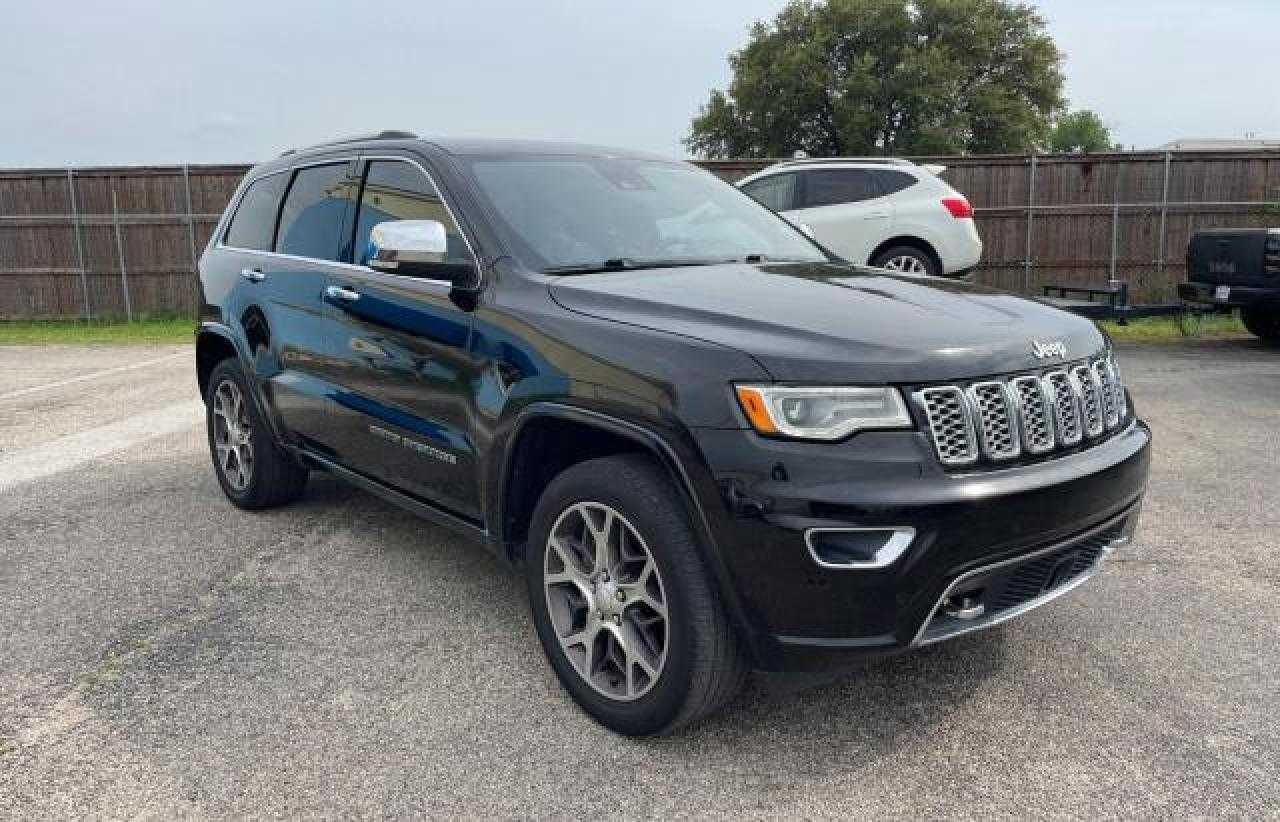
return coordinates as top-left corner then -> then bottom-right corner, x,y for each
912,514 -> 1132,646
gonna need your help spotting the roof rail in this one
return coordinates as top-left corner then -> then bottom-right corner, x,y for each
279,130 -> 419,157
771,156 -> 916,168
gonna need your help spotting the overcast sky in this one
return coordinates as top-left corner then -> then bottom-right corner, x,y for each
1,0 -> 1276,167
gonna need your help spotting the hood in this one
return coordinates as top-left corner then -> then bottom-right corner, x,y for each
548,262 -> 1107,383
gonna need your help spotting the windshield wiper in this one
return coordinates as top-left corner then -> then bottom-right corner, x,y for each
543,258 -> 728,275
732,254 -> 820,264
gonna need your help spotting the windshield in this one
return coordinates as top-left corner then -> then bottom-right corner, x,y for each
463,156 -> 828,271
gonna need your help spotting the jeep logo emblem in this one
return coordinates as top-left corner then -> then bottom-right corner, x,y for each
1031,339 -> 1067,360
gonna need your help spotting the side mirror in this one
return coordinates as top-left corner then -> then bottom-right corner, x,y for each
367,220 -> 478,288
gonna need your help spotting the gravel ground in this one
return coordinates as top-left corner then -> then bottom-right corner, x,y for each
1,340 -> 1277,818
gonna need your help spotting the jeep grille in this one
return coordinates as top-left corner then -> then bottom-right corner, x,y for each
915,356 -> 1129,467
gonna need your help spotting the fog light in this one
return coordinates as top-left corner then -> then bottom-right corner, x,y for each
805,527 -> 915,569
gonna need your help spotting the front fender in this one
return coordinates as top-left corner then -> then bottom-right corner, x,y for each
487,400 -> 770,665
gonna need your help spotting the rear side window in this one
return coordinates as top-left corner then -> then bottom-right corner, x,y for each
802,169 -> 880,208
741,173 -> 797,212
874,170 -> 918,195
353,160 -> 470,268
276,163 -> 357,261
223,173 -> 286,251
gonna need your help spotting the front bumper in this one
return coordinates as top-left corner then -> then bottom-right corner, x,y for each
691,419 -> 1151,672
1178,281 -> 1280,307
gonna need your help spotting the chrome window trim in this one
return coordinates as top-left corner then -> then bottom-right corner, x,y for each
804,526 -> 917,570
355,153 -> 482,284
216,155 -> 357,255
909,507 -> 1134,647
213,152 -> 481,291
214,166 -> 292,253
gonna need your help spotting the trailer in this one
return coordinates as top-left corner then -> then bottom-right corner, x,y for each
1039,280 -> 1223,324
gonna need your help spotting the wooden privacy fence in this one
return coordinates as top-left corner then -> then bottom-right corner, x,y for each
0,165 -> 245,320
2,150 -> 1279,319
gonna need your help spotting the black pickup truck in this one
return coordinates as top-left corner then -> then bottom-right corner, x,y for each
1179,228 -> 1280,341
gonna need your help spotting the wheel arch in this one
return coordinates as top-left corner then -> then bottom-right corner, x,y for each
868,235 -> 943,273
196,322 -> 247,400
195,322 -> 288,445
493,403 -> 758,657
496,405 -> 688,561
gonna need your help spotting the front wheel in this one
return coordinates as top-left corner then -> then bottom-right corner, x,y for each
1240,305 -> 1280,343
525,455 -> 746,736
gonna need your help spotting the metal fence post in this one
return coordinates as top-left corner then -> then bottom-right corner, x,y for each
1024,153 -> 1037,293
1156,151 -> 1172,274
182,165 -> 200,315
1109,200 -> 1121,281
111,187 -> 133,322
66,169 -> 91,321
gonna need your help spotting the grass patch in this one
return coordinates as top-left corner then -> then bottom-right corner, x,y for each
0,317 -> 195,345
1099,312 -> 1247,343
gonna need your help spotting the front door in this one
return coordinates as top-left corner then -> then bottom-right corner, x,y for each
321,157 -> 483,520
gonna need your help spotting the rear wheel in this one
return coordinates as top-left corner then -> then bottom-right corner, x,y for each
871,245 -> 939,276
1240,305 -> 1280,343
205,359 -> 308,509
525,454 -> 746,736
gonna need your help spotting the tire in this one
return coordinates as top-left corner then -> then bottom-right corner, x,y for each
525,454 -> 746,736
205,358 -> 308,510
1240,305 -> 1280,343
871,245 -> 939,276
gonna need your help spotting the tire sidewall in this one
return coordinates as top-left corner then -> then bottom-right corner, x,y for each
1241,306 -> 1280,343
205,361 -> 266,506
525,465 -> 698,735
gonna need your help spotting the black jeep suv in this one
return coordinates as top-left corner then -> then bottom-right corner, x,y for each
196,132 -> 1150,735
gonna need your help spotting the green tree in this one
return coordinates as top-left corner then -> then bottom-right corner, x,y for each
1047,109 -> 1114,153
685,0 -> 1065,158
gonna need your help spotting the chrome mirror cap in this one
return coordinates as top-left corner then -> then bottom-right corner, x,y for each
368,219 -> 448,271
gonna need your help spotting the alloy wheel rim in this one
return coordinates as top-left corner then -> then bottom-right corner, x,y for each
543,502 -> 669,702
212,379 -> 254,491
883,255 -> 928,274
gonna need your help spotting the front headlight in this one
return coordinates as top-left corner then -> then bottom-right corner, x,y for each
734,384 -> 913,441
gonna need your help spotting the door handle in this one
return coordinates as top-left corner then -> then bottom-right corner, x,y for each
325,285 -> 361,303
864,211 -> 890,220
241,267 -> 265,282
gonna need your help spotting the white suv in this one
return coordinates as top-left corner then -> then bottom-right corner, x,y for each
737,158 -> 982,277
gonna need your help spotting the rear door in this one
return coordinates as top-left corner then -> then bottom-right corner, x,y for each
320,156 -> 484,520
741,172 -> 799,216
791,168 -> 890,264
217,161 -> 357,451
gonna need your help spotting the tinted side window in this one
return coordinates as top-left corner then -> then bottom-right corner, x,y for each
803,169 -> 880,208
224,174 -> 286,251
741,173 -> 797,212
875,170 -> 918,196
354,160 -> 470,268
276,164 -> 356,261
